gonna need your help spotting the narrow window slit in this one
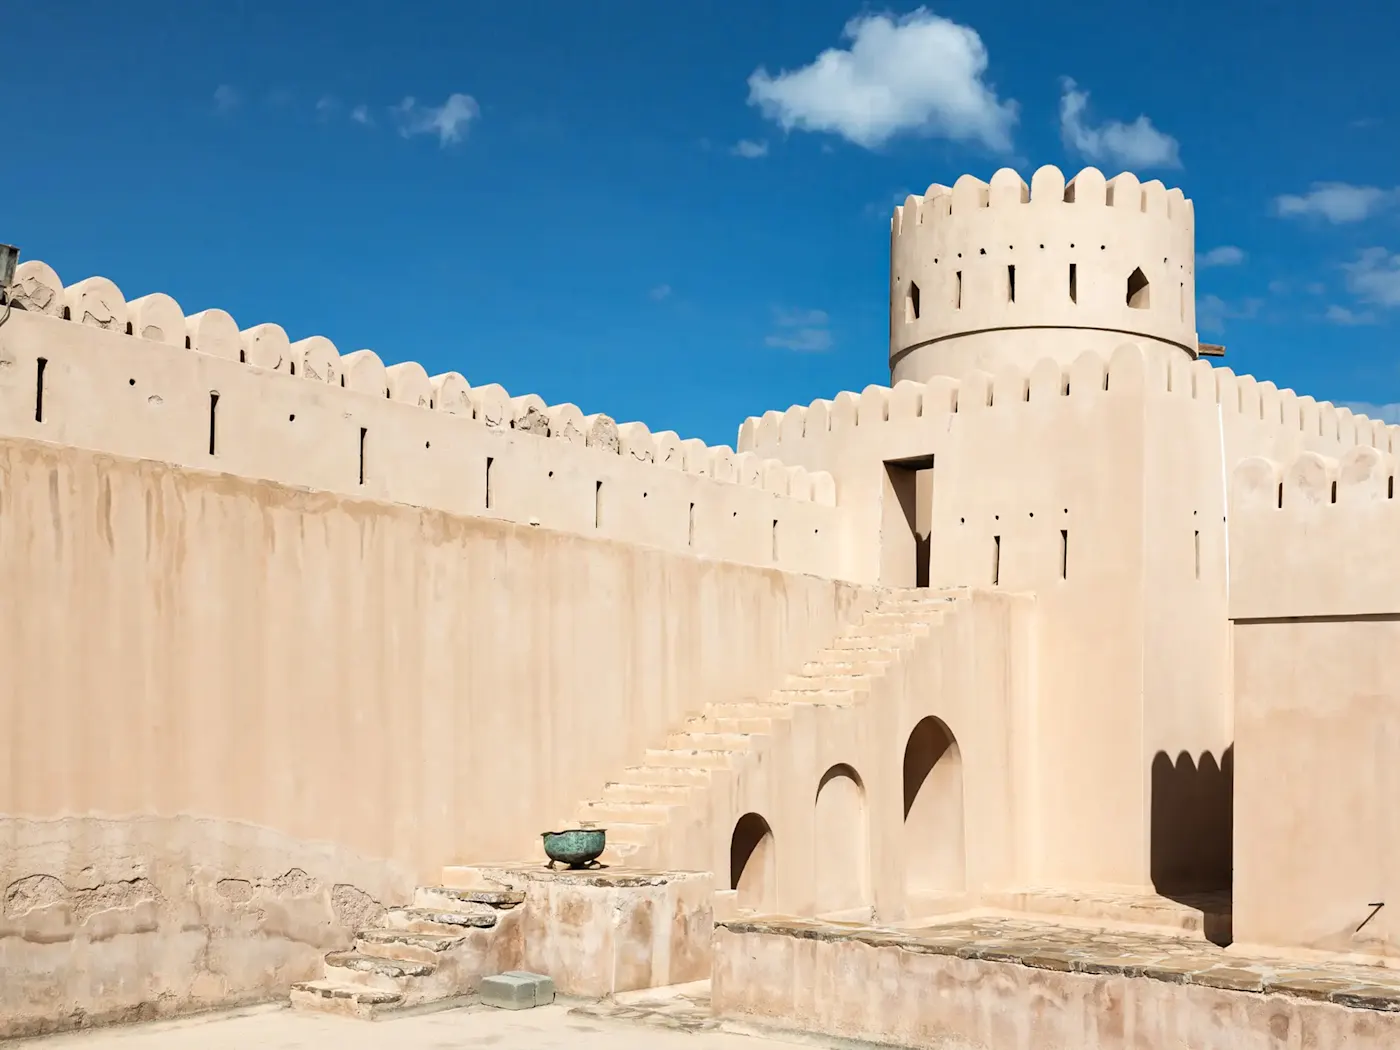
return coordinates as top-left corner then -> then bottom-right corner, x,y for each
358,427 -> 368,485
207,392 -> 219,454
485,457 -> 494,508
1007,264 -> 1016,303
955,270 -> 963,309
35,358 -> 47,423
992,535 -> 1001,585
1069,263 -> 1078,303
771,519 -> 779,561
594,480 -> 603,528
1194,530 -> 1201,579
1059,529 -> 1068,579
688,502 -> 696,547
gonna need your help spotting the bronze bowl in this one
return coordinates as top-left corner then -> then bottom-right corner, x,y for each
541,828 -> 607,869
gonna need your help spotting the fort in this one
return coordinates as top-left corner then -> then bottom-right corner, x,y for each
1,164 -> 1397,1049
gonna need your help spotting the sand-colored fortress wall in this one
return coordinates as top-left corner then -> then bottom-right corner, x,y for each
889,165 -> 1198,383
0,261 -> 850,581
1228,449 -> 1400,961
0,263 -> 877,1033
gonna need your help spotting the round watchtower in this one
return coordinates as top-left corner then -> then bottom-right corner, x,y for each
889,165 -> 1199,384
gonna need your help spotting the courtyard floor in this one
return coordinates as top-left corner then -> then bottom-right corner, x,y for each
19,983 -> 806,1050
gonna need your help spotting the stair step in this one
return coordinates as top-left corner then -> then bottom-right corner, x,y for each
577,799 -> 679,824
290,979 -> 403,1018
663,731 -> 756,751
801,657 -> 892,674
784,673 -> 871,690
684,714 -> 779,734
383,906 -> 498,933
595,821 -> 660,846
356,928 -> 466,954
620,763 -> 713,786
770,687 -> 859,704
324,951 -> 434,991
644,747 -> 737,769
828,635 -> 912,652
703,700 -> 795,719
413,885 -> 525,912
603,780 -> 696,803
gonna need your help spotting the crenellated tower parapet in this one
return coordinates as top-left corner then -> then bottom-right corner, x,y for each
890,165 -> 1198,384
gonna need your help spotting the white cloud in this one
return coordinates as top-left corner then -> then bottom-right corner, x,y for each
1274,183 -> 1397,223
316,95 -> 337,119
765,307 -> 833,352
213,85 -> 239,113
731,139 -> 769,158
393,93 -> 481,146
1059,78 -> 1180,169
1198,294 -> 1263,334
1198,246 -> 1245,268
351,104 -> 372,126
746,8 -> 1017,152
1344,248 -> 1400,308
1340,401 -> 1400,423
649,284 -> 672,301
1326,304 -> 1378,325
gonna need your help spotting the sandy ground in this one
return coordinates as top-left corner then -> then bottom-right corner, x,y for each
17,986 -> 816,1050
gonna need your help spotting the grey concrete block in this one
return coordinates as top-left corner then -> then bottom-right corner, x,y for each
479,971 -> 556,1010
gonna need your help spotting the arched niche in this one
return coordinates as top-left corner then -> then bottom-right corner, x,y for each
903,717 -> 966,900
813,763 -> 871,916
730,812 -> 777,913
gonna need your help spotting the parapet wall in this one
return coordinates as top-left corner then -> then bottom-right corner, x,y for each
1230,446 -> 1400,620
889,165 -> 1197,382
0,261 -> 847,578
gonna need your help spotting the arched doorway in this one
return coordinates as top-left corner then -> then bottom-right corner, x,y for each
814,763 -> 871,916
903,717 -> 965,900
730,812 -> 776,913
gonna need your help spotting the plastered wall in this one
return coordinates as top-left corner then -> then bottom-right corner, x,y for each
1229,448 -> 1400,960
0,261 -> 851,581
0,436 -> 873,1030
889,165 -> 1198,382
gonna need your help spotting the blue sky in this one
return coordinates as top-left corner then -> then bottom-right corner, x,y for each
4,1 -> 1398,443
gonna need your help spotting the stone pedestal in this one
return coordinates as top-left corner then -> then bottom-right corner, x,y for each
442,865 -> 712,997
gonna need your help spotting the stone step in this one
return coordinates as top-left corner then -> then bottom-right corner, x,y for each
413,885 -> 525,913
382,906 -> 498,934
827,634 -> 912,652
801,656 -> 893,675
644,747 -> 737,770
323,950 -> 434,992
593,821 -> 659,847
577,798 -> 679,825
619,763 -> 713,786
684,714 -> 780,735
703,700 -> 796,720
663,731 -> 755,751
602,780 -> 696,803
290,979 -> 403,1019
783,673 -> 871,690
355,928 -> 465,964
770,687 -> 858,705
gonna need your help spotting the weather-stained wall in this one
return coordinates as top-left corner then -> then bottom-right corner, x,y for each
1229,448 -> 1400,961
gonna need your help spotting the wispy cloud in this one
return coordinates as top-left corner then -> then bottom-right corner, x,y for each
649,284 -> 672,301
1198,246 -> 1245,268
765,307 -> 833,352
1198,294 -> 1263,335
1274,183 -> 1398,224
350,104 -> 372,126
1340,401 -> 1400,423
731,139 -> 769,158
392,93 -> 481,146
1059,78 -> 1180,169
315,95 -> 338,120
1344,247 -> 1400,308
213,84 -> 239,113
1325,304 -> 1378,326
747,7 -> 1017,152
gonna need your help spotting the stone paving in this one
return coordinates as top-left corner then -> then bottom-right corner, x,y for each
722,913 -> 1400,1013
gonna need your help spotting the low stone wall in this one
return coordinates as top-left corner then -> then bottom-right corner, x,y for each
713,917 -> 1400,1049
443,865 -> 712,997
0,815 -> 412,1039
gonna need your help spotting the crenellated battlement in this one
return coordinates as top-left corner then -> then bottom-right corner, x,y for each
740,348 -> 1398,460
1231,446 -> 1400,621
889,165 -> 1198,385
0,260 -> 844,574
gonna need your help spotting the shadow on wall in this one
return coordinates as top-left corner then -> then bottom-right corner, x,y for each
903,717 -> 966,899
731,812 -> 776,913
1150,746 -> 1233,900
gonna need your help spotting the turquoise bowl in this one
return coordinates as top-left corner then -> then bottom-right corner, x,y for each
542,828 -> 607,869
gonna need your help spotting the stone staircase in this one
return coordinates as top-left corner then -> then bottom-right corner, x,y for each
569,588 -> 964,871
289,886 -> 526,1019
